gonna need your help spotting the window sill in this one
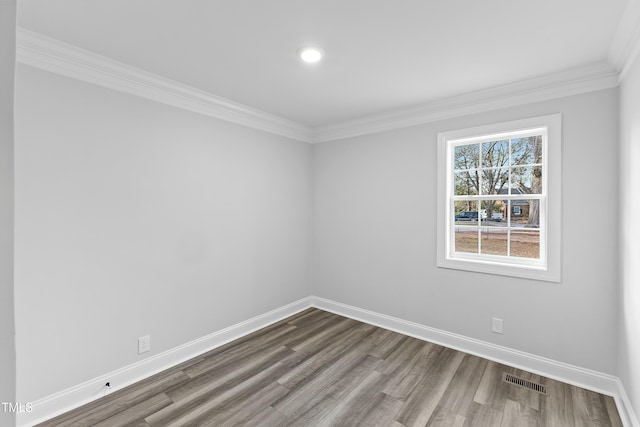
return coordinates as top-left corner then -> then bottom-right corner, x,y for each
437,256 -> 560,282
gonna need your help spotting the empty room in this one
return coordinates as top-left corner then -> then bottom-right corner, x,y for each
1,1 -> 640,426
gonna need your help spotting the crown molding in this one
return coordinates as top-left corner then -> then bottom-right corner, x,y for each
609,0 -> 640,81
15,28 -> 313,143
16,28 -> 621,145
312,62 -> 619,143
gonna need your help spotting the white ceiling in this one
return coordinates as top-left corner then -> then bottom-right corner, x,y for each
17,0 -> 629,128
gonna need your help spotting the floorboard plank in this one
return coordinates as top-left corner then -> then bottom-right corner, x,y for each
313,370 -> 395,426
165,345 -> 293,403
147,362 -> 290,427
206,381 -> 289,426
376,336 -> 428,376
571,386 -> 616,427
382,342 -> 435,401
499,398 -> 539,427
242,406 -> 289,426
274,353 -> 381,417
463,401 -> 503,426
277,323 -> 377,390
426,405 -> 466,427
93,393 -> 172,427
394,347 -> 465,427
539,376 -> 574,426
605,395 -> 624,427
473,360 -> 513,413
437,353 -> 488,418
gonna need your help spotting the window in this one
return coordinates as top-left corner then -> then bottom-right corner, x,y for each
437,115 -> 561,282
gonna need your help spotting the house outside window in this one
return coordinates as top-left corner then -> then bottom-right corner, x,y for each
437,115 -> 561,282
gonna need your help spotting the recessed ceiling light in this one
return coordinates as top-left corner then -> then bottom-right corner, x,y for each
298,47 -> 323,63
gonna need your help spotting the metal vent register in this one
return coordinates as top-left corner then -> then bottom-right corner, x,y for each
503,373 -> 547,395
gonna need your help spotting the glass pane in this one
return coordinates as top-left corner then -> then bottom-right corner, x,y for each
507,181 -> 523,196
480,200 -> 507,255
454,172 -> 478,195
454,201 -> 479,223
481,168 -> 508,195
480,200 -> 505,223
454,144 -> 479,170
510,229 -> 540,259
508,199 -> 540,229
481,227 -> 508,256
511,136 -> 542,166
455,226 -> 478,253
482,140 -> 509,168
454,201 -> 478,253
511,166 -> 542,195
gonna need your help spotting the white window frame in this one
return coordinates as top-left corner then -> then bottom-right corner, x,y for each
437,114 -> 561,282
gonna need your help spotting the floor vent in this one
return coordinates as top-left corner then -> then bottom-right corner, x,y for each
503,373 -> 547,395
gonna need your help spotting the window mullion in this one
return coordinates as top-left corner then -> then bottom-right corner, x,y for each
453,194 -> 544,201
478,141 -> 483,197
507,200 -> 511,256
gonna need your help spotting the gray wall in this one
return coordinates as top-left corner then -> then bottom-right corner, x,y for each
313,89 -> 619,374
619,53 -> 640,421
14,65 -> 312,401
0,1 -> 16,426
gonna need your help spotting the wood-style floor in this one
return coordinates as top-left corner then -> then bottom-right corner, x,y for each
38,308 -> 623,426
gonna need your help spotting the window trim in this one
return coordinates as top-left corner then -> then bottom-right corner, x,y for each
436,114 -> 561,282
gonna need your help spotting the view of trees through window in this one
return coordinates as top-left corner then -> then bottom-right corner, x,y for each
452,135 -> 543,259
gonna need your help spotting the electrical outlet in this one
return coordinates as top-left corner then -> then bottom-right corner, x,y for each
492,318 -> 503,334
138,335 -> 151,354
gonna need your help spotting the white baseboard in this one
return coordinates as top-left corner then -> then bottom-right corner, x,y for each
309,296 -> 639,427
616,379 -> 640,427
22,295 -> 639,427
20,297 -> 313,427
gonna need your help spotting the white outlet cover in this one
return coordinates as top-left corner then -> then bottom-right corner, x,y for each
492,318 -> 503,334
138,335 -> 151,354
